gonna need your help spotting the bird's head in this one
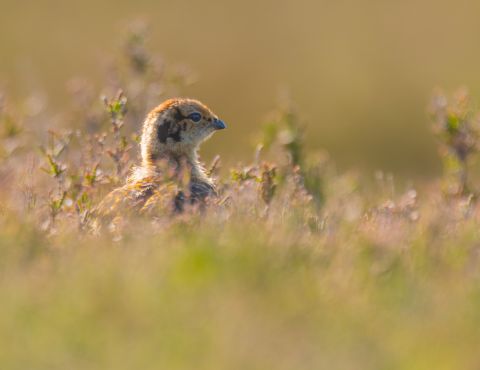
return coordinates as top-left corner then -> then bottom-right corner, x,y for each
140,98 -> 226,165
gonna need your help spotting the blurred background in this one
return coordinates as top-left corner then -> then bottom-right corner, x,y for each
2,0 -> 480,177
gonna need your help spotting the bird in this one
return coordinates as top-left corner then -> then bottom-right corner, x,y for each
94,97 -> 227,222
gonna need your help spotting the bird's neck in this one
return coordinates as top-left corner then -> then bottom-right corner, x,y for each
141,147 -> 212,186
184,149 -> 212,185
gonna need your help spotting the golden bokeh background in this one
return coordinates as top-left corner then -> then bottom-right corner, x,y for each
2,0 -> 480,176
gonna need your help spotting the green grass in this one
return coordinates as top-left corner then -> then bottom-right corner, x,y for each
1,203 -> 480,370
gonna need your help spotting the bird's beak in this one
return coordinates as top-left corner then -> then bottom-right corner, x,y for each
213,118 -> 227,130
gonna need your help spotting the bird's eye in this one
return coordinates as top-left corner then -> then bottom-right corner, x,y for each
188,112 -> 202,122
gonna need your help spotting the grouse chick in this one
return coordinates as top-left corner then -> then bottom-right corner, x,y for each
95,98 -> 226,219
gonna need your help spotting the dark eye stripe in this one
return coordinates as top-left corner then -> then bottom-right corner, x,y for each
157,120 -> 171,143
173,107 -> 187,122
158,120 -> 182,143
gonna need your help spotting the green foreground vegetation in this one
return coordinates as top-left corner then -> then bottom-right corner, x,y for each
1,29 -> 480,369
